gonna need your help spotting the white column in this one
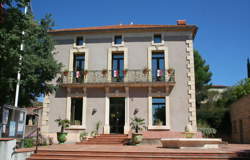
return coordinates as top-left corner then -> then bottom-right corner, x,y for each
124,96 -> 130,134
66,96 -> 71,121
165,96 -> 171,129
103,88 -> 110,134
82,96 -> 87,128
148,96 -> 153,128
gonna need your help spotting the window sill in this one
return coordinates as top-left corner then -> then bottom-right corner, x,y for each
73,45 -> 86,49
112,43 -> 125,47
148,125 -> 170,130
151,42 -> 165,46
66,125 -> 86,130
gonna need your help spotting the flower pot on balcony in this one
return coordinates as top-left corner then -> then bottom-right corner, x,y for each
167,68 -> 174,74
102,69 -> 108,75
83,70 -> 88,76
63,71 -> 68,76
143,68 -> 149,74
123,69 -> 128,75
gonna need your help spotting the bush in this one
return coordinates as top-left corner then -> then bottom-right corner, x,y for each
197,121 -> 217,138
23,138 -> 34,148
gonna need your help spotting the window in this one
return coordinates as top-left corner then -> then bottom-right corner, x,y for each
152,52 -> 165,81
114,35 -> 122,45
153,34 -> 162,44
112,53 -> 124,82
70,98 -> 83,125
76,36 -> 84,46
73,54 -> 85,83
152,97 -> 166,126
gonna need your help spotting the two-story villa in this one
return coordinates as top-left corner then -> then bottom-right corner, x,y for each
40,20 -> 198,142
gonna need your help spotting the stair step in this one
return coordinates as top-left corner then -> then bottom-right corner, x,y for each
27,154 -> 245,160
28,149 -> 249,160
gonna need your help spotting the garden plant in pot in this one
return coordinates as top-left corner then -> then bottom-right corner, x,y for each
80,131 -> 88,142
130,116 -> 146,145
55,118 -> 70,144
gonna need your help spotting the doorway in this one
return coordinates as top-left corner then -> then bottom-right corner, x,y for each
109,98 -> 125,134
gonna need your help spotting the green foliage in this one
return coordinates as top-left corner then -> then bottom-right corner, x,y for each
95,121 -> 101,134
197,121 -> 217,138
55,118 -> 70,133
22,138 -> 34,148
79,131 -> 88,141
0,0 -> 61,107
198,78 -> 250,136
91,131 -> 97,137
194,50 -> 212,108
130,116 -> 146,133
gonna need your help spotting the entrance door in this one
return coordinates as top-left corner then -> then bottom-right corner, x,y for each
109,98 -> 125,134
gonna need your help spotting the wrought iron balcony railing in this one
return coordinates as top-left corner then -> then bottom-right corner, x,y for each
59,69 -> 175,85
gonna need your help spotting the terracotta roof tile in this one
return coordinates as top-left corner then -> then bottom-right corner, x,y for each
49,24 -> 198,37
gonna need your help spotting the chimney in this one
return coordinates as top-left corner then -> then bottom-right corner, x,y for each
177,20 -> 186,25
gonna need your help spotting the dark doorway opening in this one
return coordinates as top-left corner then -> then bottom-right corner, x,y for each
110,98 -> 125,134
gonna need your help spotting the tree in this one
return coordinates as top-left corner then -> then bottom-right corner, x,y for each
247,58 -> 250,78
0,0 -> 61,107
194,50 -> 212,109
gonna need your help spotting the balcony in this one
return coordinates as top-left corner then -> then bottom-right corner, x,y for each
59,69 -> 175,88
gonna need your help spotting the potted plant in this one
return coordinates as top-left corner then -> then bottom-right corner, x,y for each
83,70 -> 88,76
63,69 -> 69,76
167,68 -> 174,74
102,69 -> 108,75
123,69 -> 128,75
55,118 -> 70,144
79,131 -> 88,142
130,116 -> 146,145
183,125 -> 195,138
143,68 -> 149,74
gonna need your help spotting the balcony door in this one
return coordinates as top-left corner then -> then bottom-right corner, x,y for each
73,54 -> 85,82
112,53 -> 124,82
152,52 -> 165,81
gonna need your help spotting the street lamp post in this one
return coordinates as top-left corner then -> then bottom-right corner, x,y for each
14,5 -> 28,107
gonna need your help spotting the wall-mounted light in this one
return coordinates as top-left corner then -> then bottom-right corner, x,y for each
134,108 -> 139,115
92,108 -> 97,115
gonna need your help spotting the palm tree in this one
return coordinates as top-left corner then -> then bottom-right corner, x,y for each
130,117 -> 146,133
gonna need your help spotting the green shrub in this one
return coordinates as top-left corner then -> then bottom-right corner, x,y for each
23,138 -> 34,148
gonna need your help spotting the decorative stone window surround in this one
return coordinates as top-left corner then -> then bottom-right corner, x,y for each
148,92 -> 171,130
186,40 -> 197,132
107,46 -> 128,82
68,47 -> 89,82
112,34 -> 125,47
147,45 -> 169,82
66,88 -> 87,130
147,45 -> 170,130
103,87 -> 130,134
152,33 -> 165,46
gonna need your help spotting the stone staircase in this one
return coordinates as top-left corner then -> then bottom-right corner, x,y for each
77,134 -> 129,145
27,149 -> 250,160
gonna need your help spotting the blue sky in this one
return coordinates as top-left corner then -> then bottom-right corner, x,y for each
32,0 -> 250,87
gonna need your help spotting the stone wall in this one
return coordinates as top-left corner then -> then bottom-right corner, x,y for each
230,95 -> 250,143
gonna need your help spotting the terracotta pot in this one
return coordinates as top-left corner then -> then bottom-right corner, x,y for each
63,71 -> 68,76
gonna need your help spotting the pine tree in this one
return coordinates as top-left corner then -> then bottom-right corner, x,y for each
247,58 -> 250,78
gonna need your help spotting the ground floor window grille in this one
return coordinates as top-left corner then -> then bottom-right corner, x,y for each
152,97 -> 166,126
70,98 -> 83,125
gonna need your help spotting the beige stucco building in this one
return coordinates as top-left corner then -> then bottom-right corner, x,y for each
231,94 -> 250,144
41,21 -> 198,142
